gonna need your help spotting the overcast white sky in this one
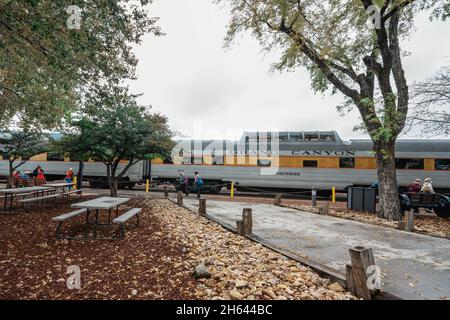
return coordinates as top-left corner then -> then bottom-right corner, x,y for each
129,0 -> 450,141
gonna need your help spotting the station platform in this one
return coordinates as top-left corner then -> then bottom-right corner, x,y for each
181,198 -> 450,300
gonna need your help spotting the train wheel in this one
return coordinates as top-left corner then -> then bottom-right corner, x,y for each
212,185 -> 222,194
434,196 -> 450,218
127,182 -> 136,189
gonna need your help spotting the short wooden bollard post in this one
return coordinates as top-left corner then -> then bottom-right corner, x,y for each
237,208 -> 253,236
199,198 -> 206,215
274,194 -> 282,206
163,185 -> 169,198
311,187 -> 317,208
346,246 -> 378,300
319,201 -> 330,215
177,191 -> 183,205
404,210 -> 414,232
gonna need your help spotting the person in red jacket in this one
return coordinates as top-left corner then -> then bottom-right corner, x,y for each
408,179 -> 422,193
65,168 -> 75,190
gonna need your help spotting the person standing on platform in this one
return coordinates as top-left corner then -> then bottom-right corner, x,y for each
194,171 -> 204,199
178,171 -> 189,196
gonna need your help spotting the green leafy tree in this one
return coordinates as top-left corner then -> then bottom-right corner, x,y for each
216,0 -> 448,220
0,129 -> 47,187
0,0 -> 162,129
60,86 -> 173,196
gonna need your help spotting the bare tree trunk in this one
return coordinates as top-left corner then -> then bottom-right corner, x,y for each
374,140 -> 401,220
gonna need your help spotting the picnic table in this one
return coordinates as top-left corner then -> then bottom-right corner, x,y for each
71,196 -> 130,238
45,182 -> 76,193
0,186 -> 54,211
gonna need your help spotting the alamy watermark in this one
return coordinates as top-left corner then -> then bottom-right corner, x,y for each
366,5 -> 382,30
66,5 -> 82,30
66,265 -> 81,290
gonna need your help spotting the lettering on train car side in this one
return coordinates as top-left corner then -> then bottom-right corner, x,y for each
292,151 -> 356,156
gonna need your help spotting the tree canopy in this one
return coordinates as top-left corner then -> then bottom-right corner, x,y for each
0,0 -> 162,129
57,86 -> 173,196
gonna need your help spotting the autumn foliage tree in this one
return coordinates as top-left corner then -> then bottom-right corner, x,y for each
216,0 -> 448,220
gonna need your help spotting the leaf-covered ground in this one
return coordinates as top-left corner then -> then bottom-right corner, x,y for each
0,196 -> 196,300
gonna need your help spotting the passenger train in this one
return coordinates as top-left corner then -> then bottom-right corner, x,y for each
1,131 -> 450,193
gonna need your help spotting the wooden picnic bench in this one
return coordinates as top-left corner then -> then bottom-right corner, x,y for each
113,208 -> 141,239
400,192 -> 450,218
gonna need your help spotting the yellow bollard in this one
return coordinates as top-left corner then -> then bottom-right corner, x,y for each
230,182 -> 234,199
73,177 -> 78,190
332,186 -> 336,203
145,179 -> 149,193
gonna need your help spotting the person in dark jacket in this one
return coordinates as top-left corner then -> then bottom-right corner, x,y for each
178,172 -> 189,196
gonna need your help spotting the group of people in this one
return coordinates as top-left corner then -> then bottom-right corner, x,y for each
178,171 -> 204,198
408,177 -> 435,213
12,167 -> 75,187
408,177 -> 434,194
13,165 -> 46,186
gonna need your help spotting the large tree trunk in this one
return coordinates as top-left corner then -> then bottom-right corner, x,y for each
106,164 -> 118,197
77,160 -> 84,190
374,140 -> 401,220
7,161 -> 13,189
110,179 -> 118,197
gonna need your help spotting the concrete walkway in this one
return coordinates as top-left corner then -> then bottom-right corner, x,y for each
182,198 -> 450,300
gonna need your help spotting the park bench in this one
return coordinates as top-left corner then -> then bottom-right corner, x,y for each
18,193 -> 61,210
52,209 -> 88,239
113,208 -> 141,239
400,192 -> 450,218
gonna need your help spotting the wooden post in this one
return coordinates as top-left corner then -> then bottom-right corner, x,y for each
199,198 -> 206,215
404,210 -> 414,232
237,208 -> 253,236
311,187 -> 317,208
177,191 -> 183,205
274,193 -> 282,206
163,185 -> 169,198
319,201 -> 330,215
345,264 -> 356,296
346,246 -> 377,300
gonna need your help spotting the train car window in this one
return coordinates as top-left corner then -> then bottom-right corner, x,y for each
279,133 -> 289,141
320,133 -> 336,142
339,157 -> 355,168
257,159 -> 272,167
395,158 -> 424,169
304,133 -> 319,141
303,160 -> 318,168
290,133 -> 303,141
435,159 -> 450,170
47,153 -> 65,161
